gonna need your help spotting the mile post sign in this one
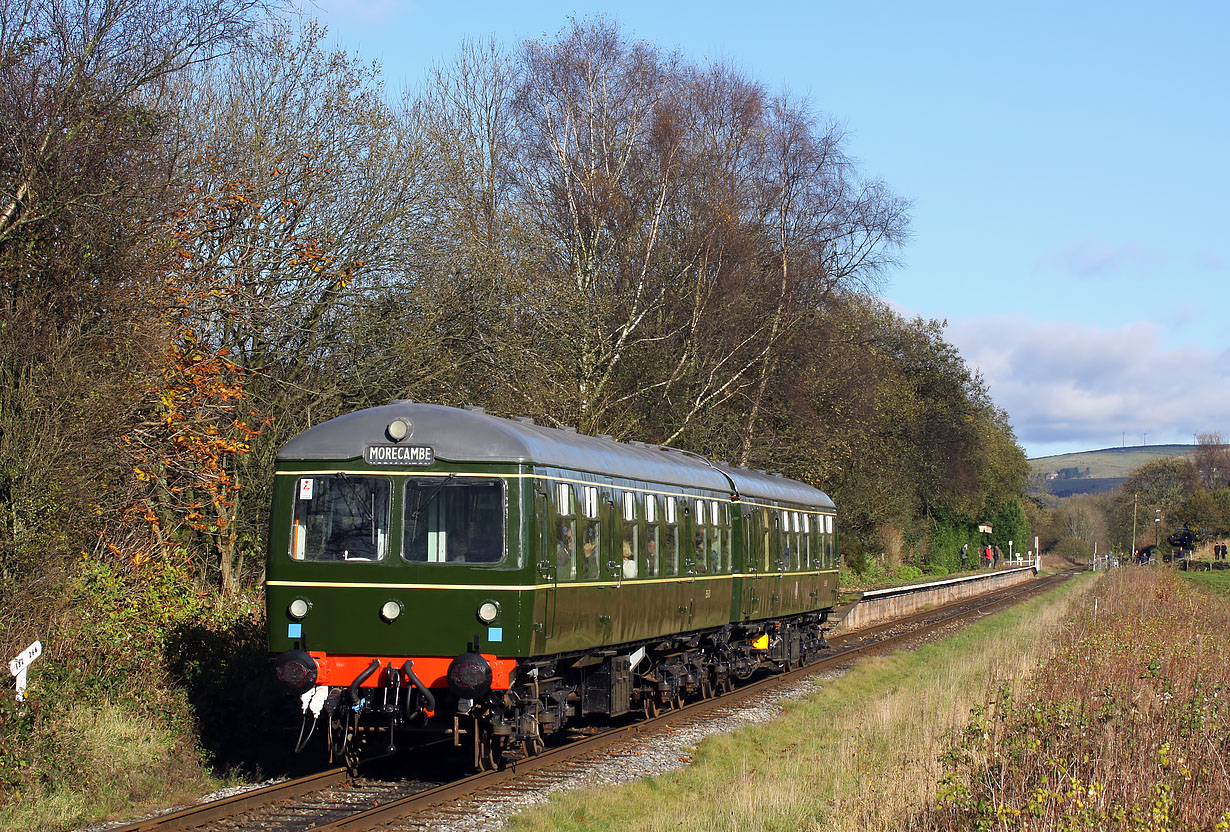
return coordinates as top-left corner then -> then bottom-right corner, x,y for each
9,640 -> 42,702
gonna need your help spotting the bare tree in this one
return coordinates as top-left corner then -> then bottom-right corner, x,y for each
1193,432 -> 1230,489
143,19 -> 439,586
0,0 -> 268,251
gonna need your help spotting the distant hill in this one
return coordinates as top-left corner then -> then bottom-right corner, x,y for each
1028,445 -> 1194,497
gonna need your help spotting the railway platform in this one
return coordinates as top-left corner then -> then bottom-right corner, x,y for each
836,558 -> 1042,631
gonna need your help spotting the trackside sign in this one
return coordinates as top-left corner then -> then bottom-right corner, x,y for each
9,640 -> 42,702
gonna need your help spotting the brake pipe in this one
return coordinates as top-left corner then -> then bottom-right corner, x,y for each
401,659 -> 436,714
349,659 -> 380,710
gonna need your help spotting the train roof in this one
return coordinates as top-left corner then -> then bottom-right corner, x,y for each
278,402 -> 834,510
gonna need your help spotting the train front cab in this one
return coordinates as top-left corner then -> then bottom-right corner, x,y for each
266,458 -> 537,761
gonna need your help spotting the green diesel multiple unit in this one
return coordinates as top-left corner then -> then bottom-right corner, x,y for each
268,402 -> 839,769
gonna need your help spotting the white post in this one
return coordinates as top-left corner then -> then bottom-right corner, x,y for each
9,641 -> 42,702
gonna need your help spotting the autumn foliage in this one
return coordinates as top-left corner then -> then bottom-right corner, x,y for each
111,183 -> 277,594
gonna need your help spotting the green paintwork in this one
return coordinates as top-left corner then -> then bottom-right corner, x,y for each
266,457 -> 839,667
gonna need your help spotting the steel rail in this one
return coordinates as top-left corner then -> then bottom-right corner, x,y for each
105,767 -> 350,832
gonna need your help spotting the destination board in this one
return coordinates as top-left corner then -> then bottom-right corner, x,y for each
365,445 -> 434,465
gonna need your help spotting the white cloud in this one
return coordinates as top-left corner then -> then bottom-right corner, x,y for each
946,317 -> 1230,457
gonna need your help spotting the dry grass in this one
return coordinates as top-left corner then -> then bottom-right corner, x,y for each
0,703 -> 214,832
922,567 -> 1230,831
508,575 -> 1091,831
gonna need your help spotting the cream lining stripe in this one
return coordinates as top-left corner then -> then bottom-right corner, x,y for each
275,469 -> 835,516
266,570 -> 837,591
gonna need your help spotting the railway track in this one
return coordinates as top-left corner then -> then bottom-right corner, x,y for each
107,568 -> 1075,832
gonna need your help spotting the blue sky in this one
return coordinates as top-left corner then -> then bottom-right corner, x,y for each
302,0 -> 1229,458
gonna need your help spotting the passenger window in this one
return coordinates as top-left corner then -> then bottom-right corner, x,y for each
555,483 -> 577,579
692,499 -> 708,575
402,478 -> 505,563
761,507 -> 772,571
709,500 -> 723,573
662,496 -> 678,576
581,486 -> 601,579
292,476 -> 390,562
621,492 -> 639,579
583,486 -> 600,519
645,495 -> 659,576
792,512 -> 802,569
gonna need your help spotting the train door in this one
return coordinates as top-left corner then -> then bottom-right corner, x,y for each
692,498 -> 729,628
609,490 -> 636,643
751,506 -> 777,621
779,509 -> 799,614
532,487 -> 556,645
740,507 -> 762,620
671,495 -> 695,629
734,507 -> 752,620
590,489 -> 620,644
768,506 -> 785,619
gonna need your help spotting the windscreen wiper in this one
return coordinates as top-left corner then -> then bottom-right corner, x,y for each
408,474 -> 456,541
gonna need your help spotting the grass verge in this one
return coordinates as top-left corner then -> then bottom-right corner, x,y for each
508,574 -> 1093,832
0,702 -> 215,832
923,567 -> 1230,830
1178,566 -> 1230,595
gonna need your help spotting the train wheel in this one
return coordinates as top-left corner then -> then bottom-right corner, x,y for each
700,675 -> 713,700
474,720 -> 501,771
644,696 -> 659,719
523,735 -> 545,757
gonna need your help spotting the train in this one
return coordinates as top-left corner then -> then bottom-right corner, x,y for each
267,401 -> 840,770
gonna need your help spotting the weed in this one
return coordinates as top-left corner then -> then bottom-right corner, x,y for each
923,568 -> 1230,831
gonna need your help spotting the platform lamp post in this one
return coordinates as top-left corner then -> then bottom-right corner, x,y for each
1131,493 -> 1137,557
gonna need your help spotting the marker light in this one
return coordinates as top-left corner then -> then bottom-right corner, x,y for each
477,601 -> 499,624
288,599 -> 311,620
380,600 -> 403,622
387,418 -> 410,441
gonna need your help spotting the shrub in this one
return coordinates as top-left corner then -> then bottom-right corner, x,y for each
923,569 -> 1230,831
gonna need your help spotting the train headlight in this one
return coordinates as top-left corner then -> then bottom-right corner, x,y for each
380,599 -> 403,622
476,601 -> 499,624
387,418 -> 410,441
288,598 -> 311,620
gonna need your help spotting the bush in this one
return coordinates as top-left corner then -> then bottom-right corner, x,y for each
0,556 -> 274,829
